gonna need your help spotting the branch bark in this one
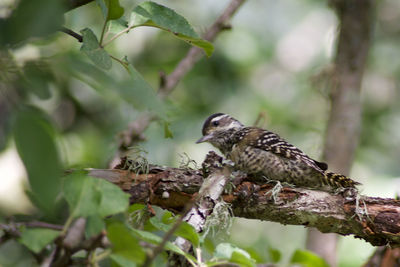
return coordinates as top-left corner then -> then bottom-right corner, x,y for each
306,0 -> 374,264
89,154 -> 400,248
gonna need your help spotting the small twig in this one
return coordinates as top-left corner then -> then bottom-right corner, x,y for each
158,0 -> 246,97
142,211 -> 188,267
102,26 -> 136,47
24,221 -> 64,231
253,111 -> 268,127
64,0 -> 95,12
60,27 -> 83,42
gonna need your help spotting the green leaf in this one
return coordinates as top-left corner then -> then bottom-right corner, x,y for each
0,0 -> 65,46
214,243 -> 254,266
96,0 -> 124,21
13,107 -> 61,216
130,2 -> 198,37
203,237 -> 215,254
62,55 -> 170,119
63,173 -> 130,218
163,121 -> 173,139
80,28 -> 112,70
63,173 -> 102,218
130,1 -> 213,56
129,228 -> 196,263
290,250 -> 329,267
96,0 -> 107,18
161,211 -> 175,224
128,204 -> 146,213
96,178 -> 130,217
85,215 -> 105,238
124,64 -> 166,118
175,222 -> 199,247
269,247 -> 281,263
0,240 -> 35,267
110,254 -> 137,267
107,221 -> 146,263
21,61 -> 53,99
149,217 -> 199,247
19,228 -> 59,253
106,0 -> 124,21
230,251 -> 256,267
109,18 -> 129,33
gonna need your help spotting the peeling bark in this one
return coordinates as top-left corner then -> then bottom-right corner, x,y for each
89,154 -> 400,247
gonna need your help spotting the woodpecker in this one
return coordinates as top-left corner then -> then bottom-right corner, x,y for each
196,113 -> 360,192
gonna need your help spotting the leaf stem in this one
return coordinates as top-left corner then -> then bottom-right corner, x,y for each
62,214 -> 75,235
102,25 -> 136,47
92,249 -> 111,265
99,20 -> 108,46
110,55 -> 129,70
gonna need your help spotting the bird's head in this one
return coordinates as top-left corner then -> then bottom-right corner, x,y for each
196,113 -> 243,149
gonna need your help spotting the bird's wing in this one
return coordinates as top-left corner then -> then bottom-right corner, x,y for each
241,127 -> 328,172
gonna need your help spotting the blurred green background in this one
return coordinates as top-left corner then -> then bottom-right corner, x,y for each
1,0 -> 400,266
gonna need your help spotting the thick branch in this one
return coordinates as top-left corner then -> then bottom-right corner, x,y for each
89,156 -> 400,247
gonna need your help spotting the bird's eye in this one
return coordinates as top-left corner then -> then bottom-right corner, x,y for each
212,121 -> 219,126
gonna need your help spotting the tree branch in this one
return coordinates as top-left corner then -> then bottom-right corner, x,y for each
307,1 -> 374,264
89,154 -> 400,248
64,0 -> 95,12
60,27 -> 83,42
157,0 -> 246,98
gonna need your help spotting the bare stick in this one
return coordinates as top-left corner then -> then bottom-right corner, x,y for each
158,0 -> 245,98
64,0 -> 95,11
60,27 -> 83,42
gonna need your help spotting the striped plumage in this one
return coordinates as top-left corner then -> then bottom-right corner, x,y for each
196,113 -> 359,192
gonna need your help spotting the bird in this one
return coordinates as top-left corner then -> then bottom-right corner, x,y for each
196,113 -> 360,192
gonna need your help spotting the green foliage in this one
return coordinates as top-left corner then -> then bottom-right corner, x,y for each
63,172 -> 130,218
2,0 -> 394,265
0,240 -> 36,267
149,216 -> 200,247
213,243 -> 256,267
0,0 -> 65,46
107,221 -> 146,264
19,228 -> 60,253
129,1 -> 213,56
290,249 -> 330,267
268,247 -> 281,263
80,28 -> 112,70
85,215 -> 106,238
21,62 -> 53,99
101,0 -> 124,21
13,107 -> 62,217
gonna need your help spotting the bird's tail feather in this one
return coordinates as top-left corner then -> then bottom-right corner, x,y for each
324,172 -> 361,188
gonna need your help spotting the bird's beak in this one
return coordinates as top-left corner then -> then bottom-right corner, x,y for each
196,134 -> 213,144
